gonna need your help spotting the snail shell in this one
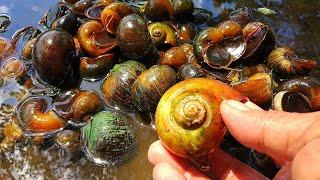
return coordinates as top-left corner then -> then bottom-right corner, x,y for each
156,78 -> 246,157
131,65 -> 177,112
102,60 -> 147,110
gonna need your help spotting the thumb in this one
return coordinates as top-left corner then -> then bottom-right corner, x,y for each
220,100 -> 320,162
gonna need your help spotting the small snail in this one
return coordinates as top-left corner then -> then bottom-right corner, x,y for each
0,58 -> 26,80
218,20 -> 242,39
148,22 -> 177,48
156,78 -> 246,157
131,65 -> 177,112
117,14 -> 152,59
17,96 -> 66,135
102,60 -> 147,110
81,111 -> 136,166
232,73 -> 273,105
273,91 -> 313,113
33,29 -> 76,87
54,90 -> 102,126
78,20 -> 117,57
159,47 -> 187,68
80,53 -> 115,81
100,2 -> 134,34
267,47 -> 317,77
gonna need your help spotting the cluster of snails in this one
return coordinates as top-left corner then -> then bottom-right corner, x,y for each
0,0 -> 319,176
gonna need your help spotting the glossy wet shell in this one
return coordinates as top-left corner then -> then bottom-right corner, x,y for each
117,15 -> 152,59
82,111 -> 136,166
156,78 -> 246,157
131,65 -> 177,112
33,29 -> 75,86
102,60 -> 147,110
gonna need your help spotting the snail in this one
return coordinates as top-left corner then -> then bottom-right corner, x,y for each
102,60 -> 147,110
232,72 -> 273,105
218,20 -> 242,39
117,14 -> 152,59
52,10 -> 79,35
229,7 -> 253,27
242,22 -> 276,60
72,0 -> 94,15
145,0 -> 194,21
177,63 -> 206,81
81,111 -> 136,166
80,53 -> 115,81
0,37 -> 13,60
33,29 -> 76,87
175,23 -> 197,43
21,38 -> 37,60
195,26 -> 246,69
0,58 -> 26,80
17,96 -> 66,135
131,65 -> 177,112
54,89 -> 103,126
278,77 -> 320,111
155,78 -> 246,157
100,2 -> 134,35
159,47 -> 187,68
273,91 -> 313,113
267,47 -> 317,78
77,20 -> 117,57
55,129 -> 80,151
148,22 -> 177,49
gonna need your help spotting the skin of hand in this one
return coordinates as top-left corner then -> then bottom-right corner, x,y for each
148,100 -> 320,180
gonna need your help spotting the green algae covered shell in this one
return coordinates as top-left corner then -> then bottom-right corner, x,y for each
81,111 -> 136,166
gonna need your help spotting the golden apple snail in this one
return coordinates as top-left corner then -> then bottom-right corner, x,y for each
267,47 -> 317,78
33,29 -> 76,87
81,111 -> 136,166
131,65 -> 177,112
16,96 -> 66,136
273,91 -> 313,113
102,60 -> 147,110
117,14 -> 152,59
54,89 -> 103,126
148,22 -> 177,49
155,78 -> 246,157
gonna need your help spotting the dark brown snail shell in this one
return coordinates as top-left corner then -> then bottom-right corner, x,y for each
267,47 -> 317,78
279,77 -> 320,111
72,0 -> 94,15
177,63 -> 205,81
52,11 -> 79,35
175,23 -> 197,43
55,129 -> 80,151
117,14 -> 152,59
33,29 -> 76,87
102,60 -> 147,110
273,91 -> 313,113
242,22 -> 276,60
131,65 -> 177,112
54,89 -> 102,126
145,0 -> 194,21
229,7 -> 253,27
80,53 -> 115,81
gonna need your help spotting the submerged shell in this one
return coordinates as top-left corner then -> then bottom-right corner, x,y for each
81,111 -> 136,166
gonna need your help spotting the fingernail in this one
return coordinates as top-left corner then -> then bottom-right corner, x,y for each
223,100 -> 250,111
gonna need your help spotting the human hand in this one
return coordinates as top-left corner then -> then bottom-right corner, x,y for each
148,100 -> 320,180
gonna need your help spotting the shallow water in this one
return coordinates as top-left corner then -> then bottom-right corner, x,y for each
0,0 -> 319,179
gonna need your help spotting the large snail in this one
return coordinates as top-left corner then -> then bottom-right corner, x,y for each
155,78 -> 246,157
